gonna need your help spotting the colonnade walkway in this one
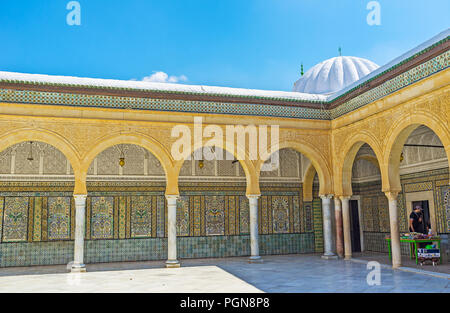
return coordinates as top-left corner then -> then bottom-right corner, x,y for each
0,254 -> 448,293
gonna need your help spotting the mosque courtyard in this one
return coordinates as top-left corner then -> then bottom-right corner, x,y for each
0,254 -> 448,293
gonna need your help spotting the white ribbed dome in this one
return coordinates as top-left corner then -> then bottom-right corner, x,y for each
293,56 -> 379,95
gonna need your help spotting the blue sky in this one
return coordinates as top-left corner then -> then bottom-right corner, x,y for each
0,0 -> 448,91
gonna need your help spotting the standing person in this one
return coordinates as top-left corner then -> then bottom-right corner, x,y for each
409,206 -> 424,234
409,206 -> 427,252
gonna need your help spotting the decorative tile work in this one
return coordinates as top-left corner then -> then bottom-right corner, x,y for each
0,88 -> 329,120
205,196 -> 225,236
177,236 -> 249,259
0,241 -> 74,267
260,196 -> 269,234
259,233 -> 315,255
293,196 -> 302,233
191,196 -> 202,236
0,197 -> 3,243
176,196 -> 190,236
397,192 -> 408,232
27,197 -> 34,243
90,197 -> 114,240
0,232 -> 316,267
312,198 -> 323,253
404,181 -> 433,193
130,196 -> 152,238
0,50 -> 447,120
362,197 -> 373,232
330,50 -> 450,119
85,238 -> 167,264
32,197 -> 42,242
272,196 -> 289,233
356,168 -> 449,256
156,196 -> 165,237
304,202 -> 313,232
42,198 -> 48,241
0,181 -> 319,267
378,196 -> 389,232
227,196 -> 237,235
441,186 -> 450,232
47,197 -> 71,240
118,196 -> 127,239
239,196 -> 249,234
2,197 -> 29,242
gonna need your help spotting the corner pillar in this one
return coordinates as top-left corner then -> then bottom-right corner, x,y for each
320,194 -> 337,259
72,194 -> 87,273
166,195 -> 180,268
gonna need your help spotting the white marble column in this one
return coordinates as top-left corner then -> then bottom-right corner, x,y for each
166,195 -> 180,268
385,191 -> 402,268
71,194 -> 87,273
320,195 -> 337,259
340,196 -> 352,260
247,195 -> 262,263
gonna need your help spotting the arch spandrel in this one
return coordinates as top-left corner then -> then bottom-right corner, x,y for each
0,128 -> 88,194
81,132 -> 178,195
173,140 -> 260,196
256,140 -> 333,196
382,112 -> 450,192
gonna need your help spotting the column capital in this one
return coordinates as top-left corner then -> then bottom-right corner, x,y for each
339,195 -> 352,201
319,194 -> 333,200
73,194 -> 87,205
165,194 -> 179,201
246,194 -> 261,200
384,191 -> 400,201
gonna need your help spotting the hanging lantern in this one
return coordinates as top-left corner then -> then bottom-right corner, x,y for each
119,145 -> 125,167
198,159 -> 204,169
400,152 -> 404,163
27,141 -> 34,163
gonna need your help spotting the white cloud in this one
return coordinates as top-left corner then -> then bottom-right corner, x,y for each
141,71 -> 188,83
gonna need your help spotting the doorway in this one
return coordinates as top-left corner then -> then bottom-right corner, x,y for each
412,200 -> 430,233
349,200 -> 361,252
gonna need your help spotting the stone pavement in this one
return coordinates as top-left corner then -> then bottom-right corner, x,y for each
353,252 -> 450,275
0,254 -> 448,293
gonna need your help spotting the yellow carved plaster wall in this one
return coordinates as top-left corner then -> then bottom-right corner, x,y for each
0,68 -> 448,199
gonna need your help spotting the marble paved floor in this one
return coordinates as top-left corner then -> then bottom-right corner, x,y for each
0,254 -> 448,293
0,265 -> 262,293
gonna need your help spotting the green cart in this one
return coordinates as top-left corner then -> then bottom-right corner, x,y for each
385,237 -> 441,265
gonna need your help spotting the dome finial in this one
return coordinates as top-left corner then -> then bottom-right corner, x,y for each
301,63 -> 304,76
338,47 -> 342,56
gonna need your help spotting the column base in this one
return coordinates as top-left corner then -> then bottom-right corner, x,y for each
70,263 -> 86,273
392,262 -> 401,269
321,254 -> 338,260
165,260 -> 181,268
344,255 -> 352,260
249,256 -> 263,263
